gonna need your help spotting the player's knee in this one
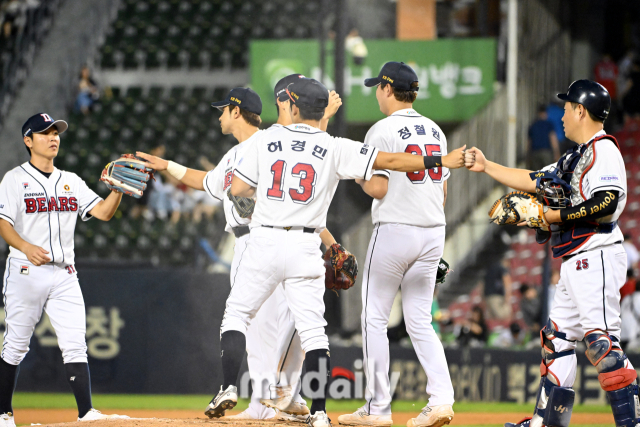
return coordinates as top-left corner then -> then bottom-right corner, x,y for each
1,347 -> 28,366
585,329 -> 637,391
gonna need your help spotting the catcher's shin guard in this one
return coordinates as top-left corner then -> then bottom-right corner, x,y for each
542,386 -> 574,427
607,383 -> 640,427
584,330 -> 639,426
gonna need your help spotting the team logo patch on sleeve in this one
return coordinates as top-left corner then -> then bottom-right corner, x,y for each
599,175 -> 620,183
20,265 -> 29,275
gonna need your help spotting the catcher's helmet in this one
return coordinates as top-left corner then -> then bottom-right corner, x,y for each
557,79 -> 610,120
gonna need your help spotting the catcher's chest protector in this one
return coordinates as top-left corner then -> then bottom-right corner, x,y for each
549,134 -> 620,259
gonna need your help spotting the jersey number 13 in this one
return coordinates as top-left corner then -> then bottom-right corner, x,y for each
405,144 -> 442,183
267,160 -> 317,205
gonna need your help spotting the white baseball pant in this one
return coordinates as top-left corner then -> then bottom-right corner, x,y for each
545,243 -> 630,388
361,223 -> 453,415
222,226 -> 329,354
2,257 -> 87,366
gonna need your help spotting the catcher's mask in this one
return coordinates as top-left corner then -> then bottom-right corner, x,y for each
530,169 -> 571,209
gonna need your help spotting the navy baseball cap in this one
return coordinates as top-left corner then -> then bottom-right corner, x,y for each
364,61 -> 419,91
22,113 -> 68,138
274,74 -> 306,103
286,78 -> 329,111
211,87 -> 262,115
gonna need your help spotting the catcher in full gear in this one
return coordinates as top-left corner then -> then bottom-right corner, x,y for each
466,80 -> 637,427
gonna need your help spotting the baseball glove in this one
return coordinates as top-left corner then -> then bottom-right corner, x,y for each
436,258 -> 451,284
489,191 -> 550,228
324,243 -> 358,295
100,154 -> 154,198
227,189 -> 255,218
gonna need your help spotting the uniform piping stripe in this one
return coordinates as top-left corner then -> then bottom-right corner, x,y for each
80,197 -> 100,218
0,213 -> 14,225
364,148 -> 377,179
283,127 -> 323,135
54,174 -> 64,264
363,224 -> 380,414
276,329 -> 297,385
234,170 -> 258,186
20,166 -> 54,263
2,257 -> 11,360
203,176 -> 222,201
601,250 -> 608,330
231,235 -> 250,289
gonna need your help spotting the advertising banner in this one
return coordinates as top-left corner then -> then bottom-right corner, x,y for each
250,39 -> 496,123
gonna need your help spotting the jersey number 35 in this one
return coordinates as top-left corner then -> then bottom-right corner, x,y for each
405,144 -> 442,184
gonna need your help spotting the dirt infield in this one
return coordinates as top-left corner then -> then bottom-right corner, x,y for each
16,409 -> 615,426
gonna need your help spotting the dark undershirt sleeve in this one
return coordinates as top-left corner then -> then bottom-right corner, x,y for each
560,190 -> 619,222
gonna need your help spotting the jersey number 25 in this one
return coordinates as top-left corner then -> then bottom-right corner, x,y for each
267,160 -> 316,205
405,144 -> 442,184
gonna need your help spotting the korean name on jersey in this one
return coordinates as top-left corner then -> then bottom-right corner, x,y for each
234,124 -> 379,230
365,109 -> 449,228
0,163 -> 102,265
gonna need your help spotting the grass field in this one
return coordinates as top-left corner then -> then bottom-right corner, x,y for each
13,393 -> 615,427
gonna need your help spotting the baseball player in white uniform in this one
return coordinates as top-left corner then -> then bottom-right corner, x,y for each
137,83 -> 341,423
0,113 -> 129,427
338,62 -> 455,427
466,80 -> 639,427
205,77 -> 465,427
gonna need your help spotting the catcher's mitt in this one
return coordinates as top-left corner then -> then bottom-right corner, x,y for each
100,154 -> 154,198
227,189 -> 255,218
489,191 -> 549,229
324,243 -> 358,295
436,258 -> 451,284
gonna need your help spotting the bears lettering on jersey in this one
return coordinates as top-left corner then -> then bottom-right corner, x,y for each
25,196 -> 78,214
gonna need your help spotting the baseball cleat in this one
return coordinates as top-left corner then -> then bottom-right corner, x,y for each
205,385 -> 238,418
260,385 -> 310,416
406,405 -> 454,427
504,417 -> 532,427
337,406 -> 392,426
308,411 -> 332,427
276,410 -> 309,423
78,409 -> 129,421
0,413 -> 15,427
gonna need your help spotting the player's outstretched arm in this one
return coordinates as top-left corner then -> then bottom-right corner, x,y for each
465,147 -> 536,192
0,219 -> 51,265
136,151 -> 207,191
356,176 -> 389,199
89,191 -> 123,221
319,91 -> 342,132
374,145 -> 466,172
230,174 -> 256,198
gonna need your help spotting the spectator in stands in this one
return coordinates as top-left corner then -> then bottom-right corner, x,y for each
482,258 -> 512,320
594,54 -> 618,100
618,50 -> 636,100
620,280 -> 640,350
492,322 -> 525,348
621,59 -> 640,122
621,269 -> 637,304
519,284 -> 542,333
623,233 -> 639,277
75,66 -> 99,115
456,306 -> 488,347
527,105 -> 559,170
192,155 -> 220,223
546,99 -> 567,150
144,145 -> 173,221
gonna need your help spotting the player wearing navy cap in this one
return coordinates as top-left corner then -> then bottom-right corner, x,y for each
339,61 -> 456,427
137,85 -> 340,422
211,77 -> 464,427
0,113 -> 131,426
467,80 -> 637,427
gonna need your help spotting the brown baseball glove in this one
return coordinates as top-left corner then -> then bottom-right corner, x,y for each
324,243 -> 358,295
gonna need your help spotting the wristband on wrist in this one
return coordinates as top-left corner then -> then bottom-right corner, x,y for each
167,161 -> 187,180
423,155 -> 442,169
